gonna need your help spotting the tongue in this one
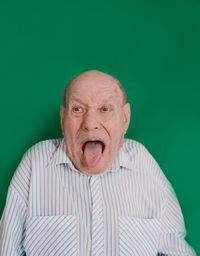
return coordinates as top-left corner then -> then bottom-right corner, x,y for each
83,141 -> 103,167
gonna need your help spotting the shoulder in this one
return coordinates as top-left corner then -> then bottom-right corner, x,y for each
11,138 -> 63,183
122,138 -> 168,187
122,138 -> 152,159
9,138 -> 63,201
25,138 -> 63,160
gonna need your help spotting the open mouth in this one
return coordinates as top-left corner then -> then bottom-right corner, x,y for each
82,140 -> 105,167
82,140 -> 105,152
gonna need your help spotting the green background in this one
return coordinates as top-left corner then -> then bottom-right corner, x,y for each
0,0 -> 199,253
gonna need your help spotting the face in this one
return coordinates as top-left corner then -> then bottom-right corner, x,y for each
60,71 -> 130,174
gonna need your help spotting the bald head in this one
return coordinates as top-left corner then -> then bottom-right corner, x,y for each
63,70 -> 127,107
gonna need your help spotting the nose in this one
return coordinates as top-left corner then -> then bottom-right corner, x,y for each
81,111 -> 100,131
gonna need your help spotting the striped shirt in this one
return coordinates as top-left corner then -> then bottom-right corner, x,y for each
0,138 -> 196,256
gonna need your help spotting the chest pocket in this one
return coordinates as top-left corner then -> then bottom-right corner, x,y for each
23,215 -> 77,256
119,216 -> 160,256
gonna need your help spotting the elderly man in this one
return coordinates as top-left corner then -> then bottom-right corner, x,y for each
0,70 -> 196,255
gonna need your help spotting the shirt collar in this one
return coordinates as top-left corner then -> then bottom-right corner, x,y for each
50,138 -> 77,171
50,138 -> 133,173
108,142 -> 133,172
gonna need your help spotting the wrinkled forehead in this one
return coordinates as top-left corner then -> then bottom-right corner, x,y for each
67,74 -> 124,104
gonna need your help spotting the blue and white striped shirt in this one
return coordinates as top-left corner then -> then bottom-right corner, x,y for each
0,138 -> 196,255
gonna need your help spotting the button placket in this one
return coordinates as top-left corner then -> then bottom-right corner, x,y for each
89,176 -> 104,256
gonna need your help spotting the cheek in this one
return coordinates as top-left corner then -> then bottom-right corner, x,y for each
103,116 -> 125,135
104,125 -> 124,150
64,117 -> 80,137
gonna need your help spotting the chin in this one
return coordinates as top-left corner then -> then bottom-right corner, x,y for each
78,159 -> 110,175
81,167 -> 107,175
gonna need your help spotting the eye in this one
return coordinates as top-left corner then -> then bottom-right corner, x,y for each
100,105 -> 113,112
72,106 -> 84,113
102,107 -> 109,112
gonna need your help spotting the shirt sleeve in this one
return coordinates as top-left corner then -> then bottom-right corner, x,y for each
0,150 -> 32,256
0,188 -> 26,256
157,173 -> 197,256
137,142 -> 197,256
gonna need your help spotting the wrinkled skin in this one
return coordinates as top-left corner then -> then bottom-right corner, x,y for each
60,70 -> 130,174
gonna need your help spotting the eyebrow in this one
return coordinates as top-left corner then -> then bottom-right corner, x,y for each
69,96 -> 86,106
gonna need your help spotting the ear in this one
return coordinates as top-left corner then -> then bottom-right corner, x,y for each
123,103 -> 131,133
60,105 -> 65,133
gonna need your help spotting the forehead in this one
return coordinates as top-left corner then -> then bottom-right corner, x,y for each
68,73 -> 123,104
